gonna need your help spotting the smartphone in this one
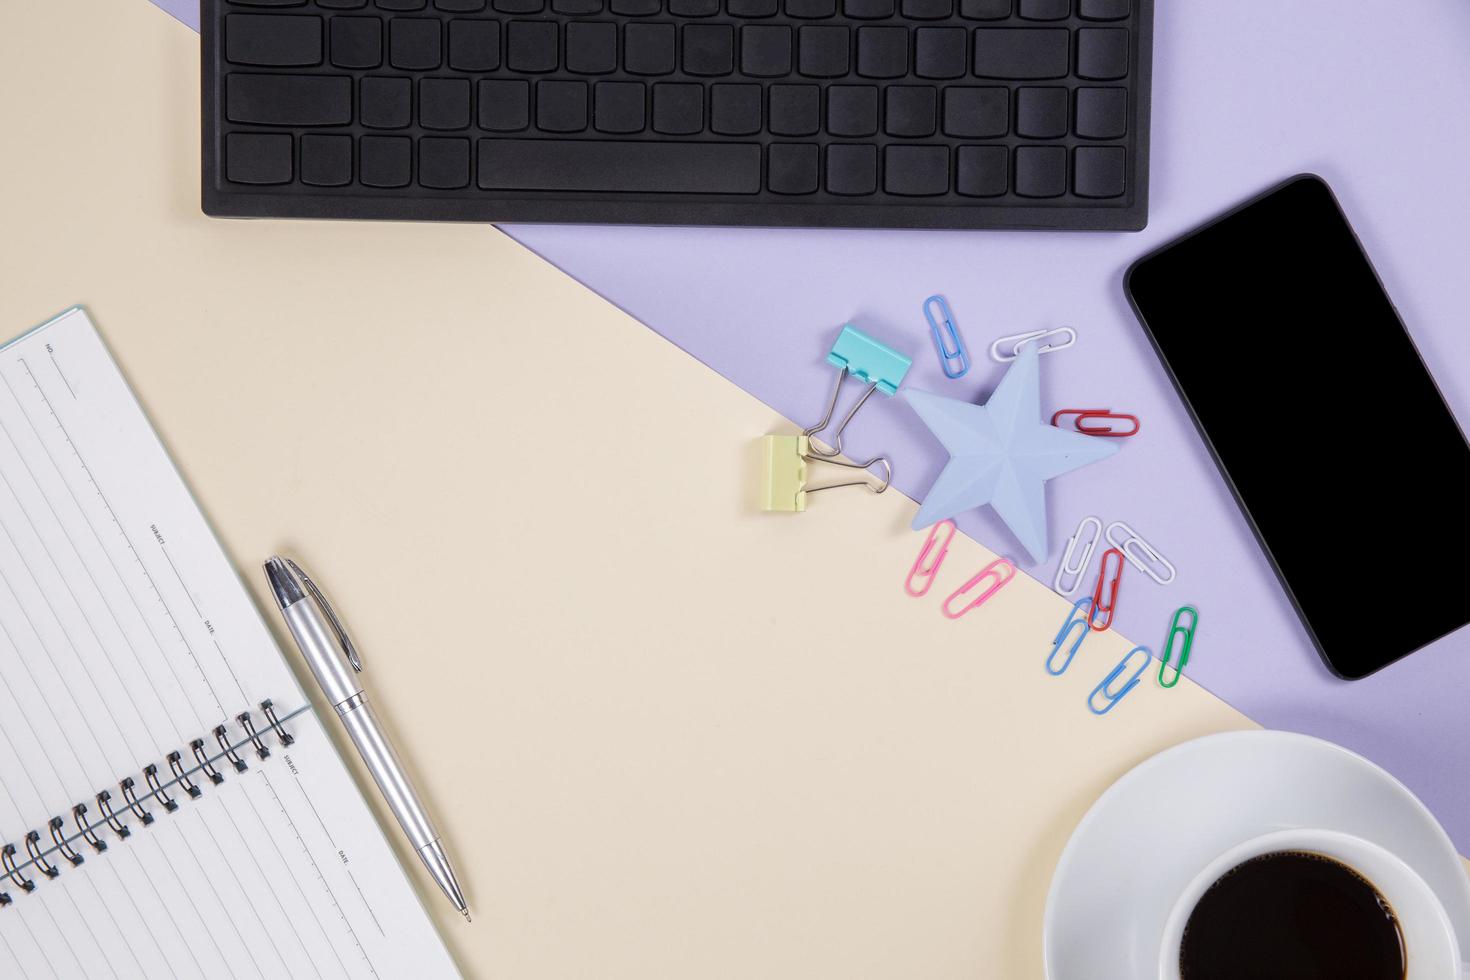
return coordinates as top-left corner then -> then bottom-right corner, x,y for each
1125,174 -> 1470,679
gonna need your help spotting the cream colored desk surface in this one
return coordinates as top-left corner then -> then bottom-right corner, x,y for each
0,2 -> 1253,976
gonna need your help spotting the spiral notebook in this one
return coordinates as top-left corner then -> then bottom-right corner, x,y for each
0,308 -> 460,978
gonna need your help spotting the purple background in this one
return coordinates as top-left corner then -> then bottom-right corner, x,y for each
157,1 -> 1470,846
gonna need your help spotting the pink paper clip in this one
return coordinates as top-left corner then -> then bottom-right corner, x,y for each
941,558 -> 1016,619
906,520 -> 956,597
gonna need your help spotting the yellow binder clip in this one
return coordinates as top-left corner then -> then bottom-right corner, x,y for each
759,435 -> 891,513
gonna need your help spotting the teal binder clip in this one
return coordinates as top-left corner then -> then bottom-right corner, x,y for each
805,326 -> 912,459
825,326 -> 910,396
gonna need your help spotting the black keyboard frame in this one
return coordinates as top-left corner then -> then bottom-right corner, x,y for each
202,0 -> 1152,230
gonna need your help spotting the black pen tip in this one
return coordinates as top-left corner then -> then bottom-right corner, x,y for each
264,556 -> 305,608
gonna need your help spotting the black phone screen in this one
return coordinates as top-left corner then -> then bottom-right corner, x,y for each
1126,175 -> 1470,679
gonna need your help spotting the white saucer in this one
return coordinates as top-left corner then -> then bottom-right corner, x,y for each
1043,731 -> 1470,980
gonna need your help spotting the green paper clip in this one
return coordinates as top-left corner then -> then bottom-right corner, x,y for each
1158,605 -> 1198,688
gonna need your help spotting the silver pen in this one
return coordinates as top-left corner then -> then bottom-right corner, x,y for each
264,556 -> 470,922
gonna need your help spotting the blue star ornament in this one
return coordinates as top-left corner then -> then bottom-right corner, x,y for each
906,344 -> 1120,564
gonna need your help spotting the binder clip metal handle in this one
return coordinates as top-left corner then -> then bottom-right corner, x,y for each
804,326 -> 912,459
760,435 -> 891,513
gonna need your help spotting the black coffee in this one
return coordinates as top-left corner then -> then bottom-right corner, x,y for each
1179,850 -> 1405,980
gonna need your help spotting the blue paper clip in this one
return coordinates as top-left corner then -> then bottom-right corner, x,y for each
806,326 -> 912,459
923,295 -> 970,379
1087,645 -> 1152,716
1047,596 -> 1100,676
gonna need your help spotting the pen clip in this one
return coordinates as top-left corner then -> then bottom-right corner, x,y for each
285,559 -> 363,672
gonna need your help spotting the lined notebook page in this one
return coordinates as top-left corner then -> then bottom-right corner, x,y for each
0,308 -> 460,979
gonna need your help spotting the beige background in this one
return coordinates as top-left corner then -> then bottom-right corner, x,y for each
1,2 -> 1254,976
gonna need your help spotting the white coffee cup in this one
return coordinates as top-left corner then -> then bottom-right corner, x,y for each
1158,829 -> 1469,980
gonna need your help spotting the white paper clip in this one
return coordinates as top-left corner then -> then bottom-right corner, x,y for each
1053,515 -> 1103,595
1104,520 -> 1177,585
988,326 -> 1077,363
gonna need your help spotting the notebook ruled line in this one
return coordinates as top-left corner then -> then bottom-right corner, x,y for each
0,367 -> 206,736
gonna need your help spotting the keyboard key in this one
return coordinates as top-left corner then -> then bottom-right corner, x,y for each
554,0 -> 603,11
594,81 -> 646,132
683,24 -> 734,75
856,27 -> 907,79
959,0 -> 1008,16
1075,86 -> 1125,138
436,0 -> 487,9
956,144 -> 1006,195
419,137 -> 471,187
653,83 -> 704,133
507,20 -> 558,71
943,86 -> 1007,137
1078,0 -> 1127,18
448,19 -> 500,70
495,0 -> 543,11
420,77 -> 471,128
973,28 -> 1067,78
1014,144 -> 1065,196
477,140 -> 761,192
1015,86 -> 1066,137
390,18 -> 442,68
1074,145 -> 1124,197
1077,28 -> 1128,79
225,132 -> 292,184
360,75 -> 412,127
319,0 -> 367,7
227,14 -> 322,66
1018,0 -> 1068,19
539,80 -> 589,130
786,0 -> 836,16
567,22 -> 617,73
228,0 -> 308,4
226,73 -> 351,125
710,83 -> 761,134
625,23 -> 676,74
331,16 -> 382,68
741,25 -> 791,76
360,135 -> 412,185
799,26 -> 849,77
768,143 -> 818,193
902,0 -> 950,17
611,0 -> 661,13
478,78 -> 530,129
884,144 -> 948,195
669,0 -> 719,13
301,133 -> 353,185
827,84 -> 877,135
844,0 -> 893,17
885,85 -> 937,137
915,27 -> 965,78
383,19 -> 439,70
826,143 -> 877,194
378,0 -> 426,9
728,0 -> 779,15
769,84 -> 819,135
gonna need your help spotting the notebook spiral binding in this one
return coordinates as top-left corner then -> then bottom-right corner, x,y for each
0,699 -> 294,908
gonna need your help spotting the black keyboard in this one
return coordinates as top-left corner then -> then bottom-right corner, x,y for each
202,0 -> 1152,230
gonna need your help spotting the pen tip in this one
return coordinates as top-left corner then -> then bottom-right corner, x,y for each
462,909 -> 472,923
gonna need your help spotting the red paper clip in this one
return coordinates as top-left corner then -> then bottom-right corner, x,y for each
1051,409 -> 1140,438
906,520 -> 956,598
941,558 -> 1016,619
1090,548 -> 1124,632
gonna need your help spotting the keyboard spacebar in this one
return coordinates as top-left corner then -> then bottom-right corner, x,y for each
478,140 -> 761,194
